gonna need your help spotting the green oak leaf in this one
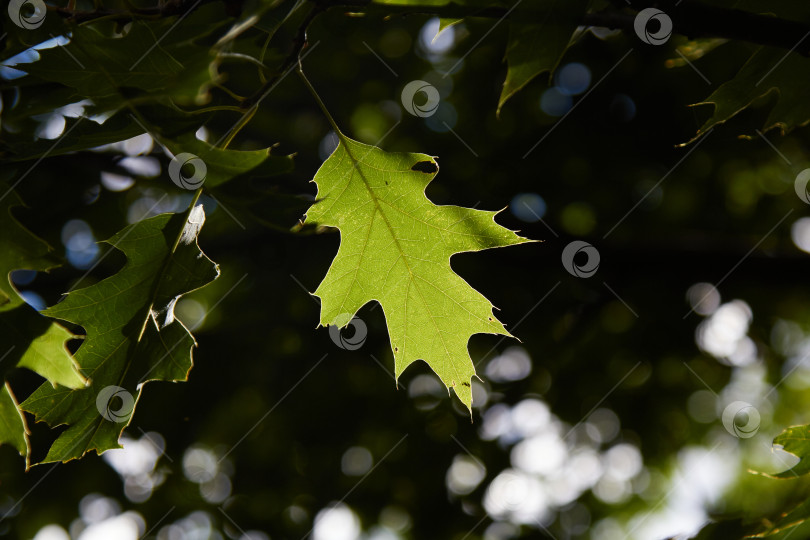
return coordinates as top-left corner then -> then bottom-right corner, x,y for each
164,134 -> 294,189
305,133 -> 530,411
691,47 -> 810,140
1,114 -> 143,162
1,1 -> 74,60
770,425 -> 810,478
22,205 -> 219,463
1,104 -> 204,163
18,3 -> 230,107
0,185 -> 85,387
0,383 -> 29,464
498,0 -> 589,113
0,183 -> 86,465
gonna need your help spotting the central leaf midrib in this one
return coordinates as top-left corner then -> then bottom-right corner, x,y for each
85,212 -> 197,456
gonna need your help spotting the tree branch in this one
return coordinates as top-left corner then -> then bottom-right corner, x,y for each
327,0 -> 810,56
239,1 -> 328,109
590,1 -> 810,55
51,0 -> 221,23
51,0 -> 810,56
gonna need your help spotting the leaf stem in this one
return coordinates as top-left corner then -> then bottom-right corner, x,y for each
297,65 -> 343,138
213,83 -> 247,101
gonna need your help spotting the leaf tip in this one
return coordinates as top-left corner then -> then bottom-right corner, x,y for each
451,379 -> 474,415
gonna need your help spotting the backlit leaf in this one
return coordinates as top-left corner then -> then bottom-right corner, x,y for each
305,132 -> 530,411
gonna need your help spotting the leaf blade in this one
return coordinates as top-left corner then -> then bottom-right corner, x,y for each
498,0 -> 589,113
306,136 -> 529,410
771,425 -> 810,478
0,183 -> 85,462
21,205 -> 219,463
691,47 -> 810,140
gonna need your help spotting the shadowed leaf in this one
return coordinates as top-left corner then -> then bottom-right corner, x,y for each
21,205 -> 219,463
498,0 -> 588,114
0,183 -> 86,465
690,47 -> 810,141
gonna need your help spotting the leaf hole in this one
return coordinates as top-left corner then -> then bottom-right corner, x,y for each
411,161 -> 437,174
